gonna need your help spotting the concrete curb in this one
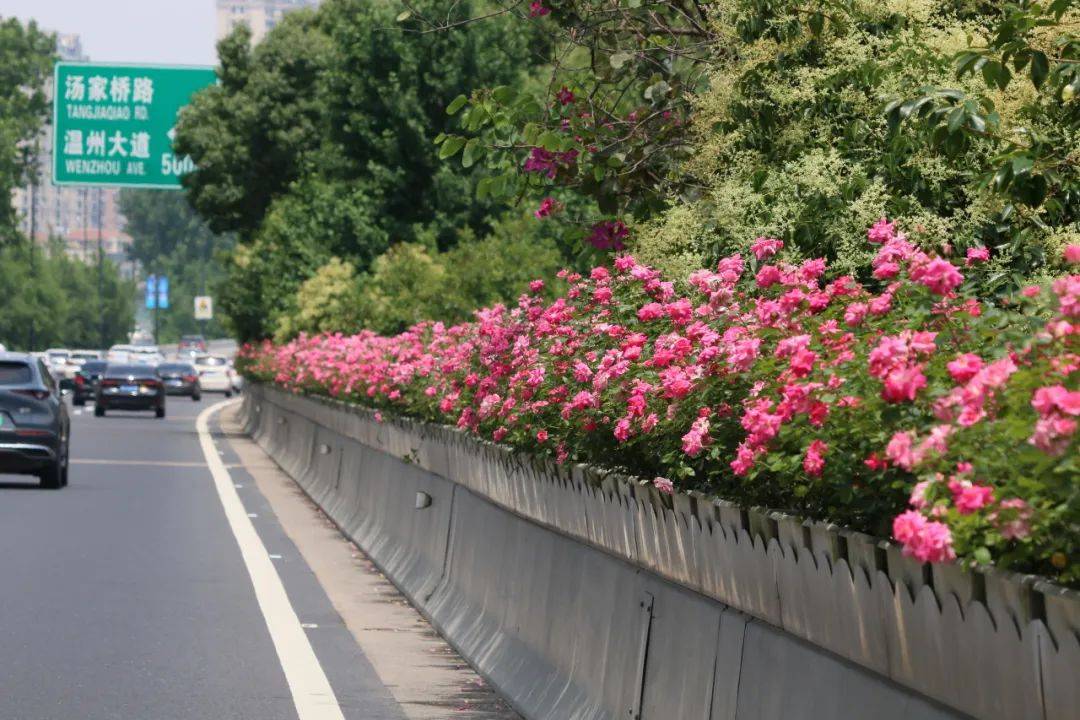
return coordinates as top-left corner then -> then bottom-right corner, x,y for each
241,384 -> 1078,720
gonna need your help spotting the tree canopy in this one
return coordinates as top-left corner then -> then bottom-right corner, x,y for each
0,17 -> 54,242
175,0 -> 547,340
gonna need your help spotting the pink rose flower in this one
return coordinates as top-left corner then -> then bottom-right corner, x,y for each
881,364 -> 927,403
949,479 -> 994,514
965,246 -> 990,265
946,353 -> 984,383
750,236 -> 784,260
802,440 -> 828,477
652,476 -> 674,494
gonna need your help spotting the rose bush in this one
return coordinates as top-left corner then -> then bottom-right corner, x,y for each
239,225 -> 1079,585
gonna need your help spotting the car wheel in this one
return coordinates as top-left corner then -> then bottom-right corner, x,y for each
73,396 -> 85,407
192,394 -> 201,402
225,390 -> 233,398
156,406 -> 166,419
39,461 -> 63,489
94,404 -> 105,417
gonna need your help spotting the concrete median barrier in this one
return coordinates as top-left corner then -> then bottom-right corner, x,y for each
241,384 -> 1078,720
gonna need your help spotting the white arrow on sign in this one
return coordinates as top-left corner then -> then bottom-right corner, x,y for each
167,127 -> 176,142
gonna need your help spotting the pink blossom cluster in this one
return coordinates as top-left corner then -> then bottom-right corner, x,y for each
523,147 -> 578,179
240,223 -> 1079,582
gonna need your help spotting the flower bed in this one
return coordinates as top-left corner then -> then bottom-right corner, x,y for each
239,224 -> 1079,586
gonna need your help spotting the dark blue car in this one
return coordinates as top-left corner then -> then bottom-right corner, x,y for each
0,353 -> 70,489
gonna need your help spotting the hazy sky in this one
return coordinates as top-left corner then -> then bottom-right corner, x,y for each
0,0 -> 218,66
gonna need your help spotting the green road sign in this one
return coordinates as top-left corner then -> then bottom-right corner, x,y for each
52,62 -> 216,189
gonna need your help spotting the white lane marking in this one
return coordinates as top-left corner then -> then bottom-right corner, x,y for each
270,554 -> 283,560
72,459 -> 208,468
196,401 -> 345,720
248,513 -> 259,518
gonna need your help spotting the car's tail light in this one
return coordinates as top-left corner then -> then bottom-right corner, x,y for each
15,428 -> 51,437
183,375 -> 197,383
74,374 -> 85,386
141,380 -> 162,390
12,389 -> 49,400
100,379 -> 120,388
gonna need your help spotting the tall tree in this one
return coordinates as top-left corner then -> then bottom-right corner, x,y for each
0,17 -> 54,242
175,0 -> 544,340
120,190 -> 234,341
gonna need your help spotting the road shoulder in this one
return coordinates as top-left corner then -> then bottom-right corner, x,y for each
218,403 -> 518,720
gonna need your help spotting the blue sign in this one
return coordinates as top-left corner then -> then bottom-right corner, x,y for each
145,274 -> 168,309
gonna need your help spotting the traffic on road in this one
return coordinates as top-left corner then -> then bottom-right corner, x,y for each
0,335 -> 240,488
0,337 -> 513,720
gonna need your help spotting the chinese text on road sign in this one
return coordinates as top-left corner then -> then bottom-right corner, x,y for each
53,63 -> 216,189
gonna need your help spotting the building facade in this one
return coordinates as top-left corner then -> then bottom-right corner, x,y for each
216,0 -> 320,44
12,33 -> 131,264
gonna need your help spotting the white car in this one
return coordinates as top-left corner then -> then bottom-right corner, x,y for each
128,346 -> 165,365
107,344 -> 134,363
45,348 -> 73,382
68,349 -> 103,368
193,355 -> 239,396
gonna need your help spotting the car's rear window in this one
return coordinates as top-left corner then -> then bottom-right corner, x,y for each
105,365 -> 158,379
82,361 -> 108,373
158,364 -> 195,373
0,362 -> 33,385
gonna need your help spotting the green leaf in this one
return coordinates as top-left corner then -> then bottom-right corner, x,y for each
609,52 -> 632,70
438,135 -> 466,160
395,10 -> 411,22
947,106 -> 965,133
1029,51 -> 1049,90
1011,154 -> 1034,176
973,547 -> 992,565
644,80 -> 671,101
1014,174 -> 1048,207
476,177 -> 491,200
446,94 -> 468,115
491,85 -> 517,104
461,138 -> 480,168
538,131 -> 562,151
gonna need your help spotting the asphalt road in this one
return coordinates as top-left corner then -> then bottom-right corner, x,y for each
0,393 -> 413,720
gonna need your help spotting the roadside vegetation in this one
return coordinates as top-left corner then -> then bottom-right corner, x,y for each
0,17 -> 134,350
186,0 -> 1078,583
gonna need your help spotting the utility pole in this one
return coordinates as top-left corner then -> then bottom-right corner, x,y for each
26,137 -> 39,351
27,144 -> 38,351
97,188 -> 105,348
81,187 -> 88,263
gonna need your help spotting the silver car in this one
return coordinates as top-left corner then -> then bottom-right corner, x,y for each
0,353 -> 70,488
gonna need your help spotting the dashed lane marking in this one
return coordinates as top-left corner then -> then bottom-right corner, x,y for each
197,400 -> 346,720
72,459 -> 207,468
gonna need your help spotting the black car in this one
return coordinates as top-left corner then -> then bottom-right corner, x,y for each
157,362 -> 201,401
95,364 -> 166,418
0,353 -> 70,488
72,359 -> 108,406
